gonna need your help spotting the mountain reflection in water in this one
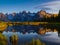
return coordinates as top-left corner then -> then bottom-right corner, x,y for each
2,31 -> 60,45
1,25 -> 60,45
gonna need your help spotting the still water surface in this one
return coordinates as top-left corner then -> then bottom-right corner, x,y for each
3,31 -> 60,45
0,24 -> 59,45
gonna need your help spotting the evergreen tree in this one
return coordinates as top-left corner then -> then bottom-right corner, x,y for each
57,10 -> 60,21
58,10 -> 60,17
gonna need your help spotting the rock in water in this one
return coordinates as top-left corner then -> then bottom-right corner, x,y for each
0,33 -> 8,45
9,34 -> 18,45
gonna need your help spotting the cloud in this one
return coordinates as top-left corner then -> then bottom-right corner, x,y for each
35,0 -> 60,13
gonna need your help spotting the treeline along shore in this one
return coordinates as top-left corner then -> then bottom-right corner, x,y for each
1,21 -> 60,33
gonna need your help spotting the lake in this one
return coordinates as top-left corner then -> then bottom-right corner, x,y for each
1,24 -> 60,45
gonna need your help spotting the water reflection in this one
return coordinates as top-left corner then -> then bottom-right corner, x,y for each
6,25 -> 58,35
1,24 -> 60,45
2,31 -> 60,45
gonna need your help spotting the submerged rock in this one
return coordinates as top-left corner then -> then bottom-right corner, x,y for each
9,34 -> 18,45
0,33 -> 8,45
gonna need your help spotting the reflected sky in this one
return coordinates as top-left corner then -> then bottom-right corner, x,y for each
2,24 -> 60,45
2,31 -> 60,45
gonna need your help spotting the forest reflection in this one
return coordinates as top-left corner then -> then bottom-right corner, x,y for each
5,24 -> 60,36
0,24 -> 60,45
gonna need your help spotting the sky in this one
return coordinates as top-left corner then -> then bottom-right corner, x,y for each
0,0 -> 60,13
